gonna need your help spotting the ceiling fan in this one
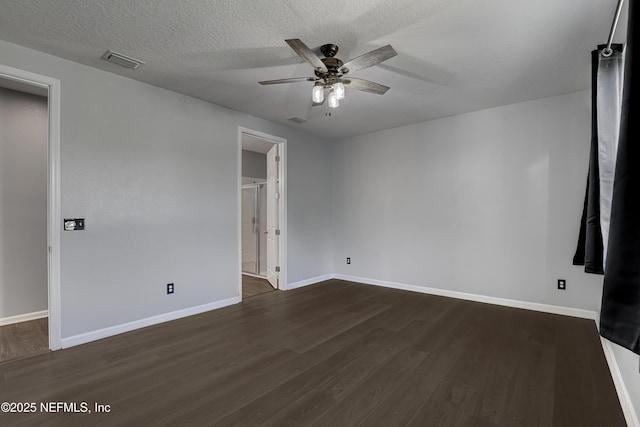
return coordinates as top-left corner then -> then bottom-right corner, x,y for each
259,39 -> 397,109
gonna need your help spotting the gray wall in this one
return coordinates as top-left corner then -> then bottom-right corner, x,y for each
0,39 -> 334,338
0,87 -> 48,319
242,150 -> 267,180
332,90 -> 603,311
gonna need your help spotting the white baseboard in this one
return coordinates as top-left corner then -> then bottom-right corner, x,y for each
0,310 -> 48,326
242,272 -> 266,279
286,274 -> 334,290
61,296 -> 241,349
600,338 -> 640,427
60,274 -> 329,348
333,274 -> 598,320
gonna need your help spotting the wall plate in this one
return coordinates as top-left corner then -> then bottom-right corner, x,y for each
64,218 -> 85,231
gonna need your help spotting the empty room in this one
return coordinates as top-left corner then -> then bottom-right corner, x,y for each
0,0 -> 639,426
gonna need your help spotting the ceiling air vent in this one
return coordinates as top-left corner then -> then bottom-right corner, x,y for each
287,116 -> 308,124
101,50 -> 145,69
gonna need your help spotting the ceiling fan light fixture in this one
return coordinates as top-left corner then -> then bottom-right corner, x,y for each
312,83 -> 324,103
334,82 -> 345,100
259,39 -> 396,111
328,90 -> 339,109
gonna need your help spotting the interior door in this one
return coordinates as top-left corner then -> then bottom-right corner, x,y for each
266,144 -> 279,289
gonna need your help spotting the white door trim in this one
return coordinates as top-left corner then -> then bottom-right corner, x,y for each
238,127 -> 287,298
0,64 -> 62,351
266,143 -> 279,288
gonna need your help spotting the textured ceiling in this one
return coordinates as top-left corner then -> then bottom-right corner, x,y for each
0,0 -> 628,139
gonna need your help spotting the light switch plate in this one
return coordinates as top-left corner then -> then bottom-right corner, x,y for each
64,218 -> 85,231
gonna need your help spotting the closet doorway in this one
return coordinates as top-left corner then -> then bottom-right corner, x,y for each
240,129 -> 286,299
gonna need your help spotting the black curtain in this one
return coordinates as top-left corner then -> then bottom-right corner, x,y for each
572,49 -> 606,274
599,0 -> 640,354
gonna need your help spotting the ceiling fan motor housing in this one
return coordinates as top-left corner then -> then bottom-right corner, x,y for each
316,57 -> 345,84
313,44 -> 346,85
320,44 -> 339,58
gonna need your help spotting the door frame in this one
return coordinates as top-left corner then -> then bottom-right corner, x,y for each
238,127 -> 287,298
0,64 -> 62,350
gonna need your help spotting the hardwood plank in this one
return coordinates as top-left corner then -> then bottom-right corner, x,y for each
214,327 -> 397,426
310,345 -> 428,426
355,332 -> 470,426
0,318 -> 49,363
221,321 -> 432,427
0,280 -> 626,426
242,275 -> 275,298
553,316 -> 626,427
164,329 -> 375,425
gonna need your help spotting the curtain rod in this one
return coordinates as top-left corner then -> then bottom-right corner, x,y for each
602,0 -> 625,57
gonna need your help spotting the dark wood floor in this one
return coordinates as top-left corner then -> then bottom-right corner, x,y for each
242,274 -> 276,298
0,318 -> 48,363
0,280 -> 625,426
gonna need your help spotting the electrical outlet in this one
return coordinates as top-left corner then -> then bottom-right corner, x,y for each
346,257 -> 351,265
557,279 -> 566,290
167,283 -> 174,294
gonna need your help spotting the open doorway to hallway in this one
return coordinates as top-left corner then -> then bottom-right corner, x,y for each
0,77 -> 49,362
240,130 -> 286,299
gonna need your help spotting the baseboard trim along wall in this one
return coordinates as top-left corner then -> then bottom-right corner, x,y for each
286,274 -> 334,290
333,274 -> 598,320
61,296 -> 241,349
600,338 -> 640,427
61,274 -> 334,348
0,310 -> 48,326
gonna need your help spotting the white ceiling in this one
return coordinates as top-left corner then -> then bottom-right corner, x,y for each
0,0 -> 627,140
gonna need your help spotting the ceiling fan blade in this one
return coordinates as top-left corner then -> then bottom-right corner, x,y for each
258,77 -> 317,85
340,45 -> 397,74
343,78 -> 390,95
285,39 -> 328,72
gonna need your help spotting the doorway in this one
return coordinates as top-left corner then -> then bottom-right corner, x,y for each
242,182 -> 267,277
0,65 -> 61,357
239,129 -> 286,299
